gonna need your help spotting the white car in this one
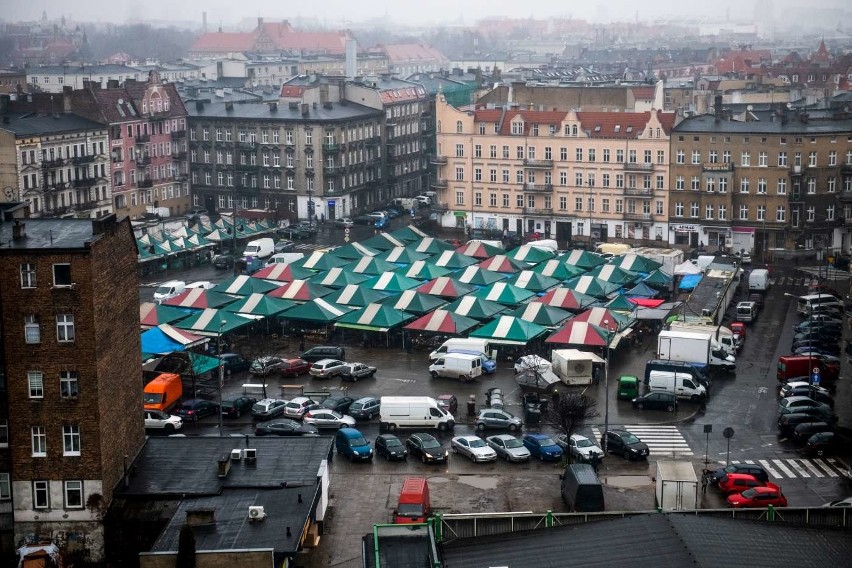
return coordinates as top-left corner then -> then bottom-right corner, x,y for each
779,381 -> 831,398
302,410 -> 356,429
309,359 -> 346,378
557,433 -> 604,463
451,435 -> 497,463
486,434 -> 531,462
186,280 -> 216,290
823,497 -> 852,507
144,410 -> 183,433
283,397 -> 317,419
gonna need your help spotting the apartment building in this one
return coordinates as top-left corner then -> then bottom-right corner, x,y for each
0,214 -> 144,561
669,109 -> 852,256
26,65 -> 144,94
433,94 -> 675,246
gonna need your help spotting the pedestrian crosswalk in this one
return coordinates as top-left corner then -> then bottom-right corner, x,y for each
729,458 -> 846,480
294,243 -> 333,251
591,425 -> 693,457
768,276 -> 811,287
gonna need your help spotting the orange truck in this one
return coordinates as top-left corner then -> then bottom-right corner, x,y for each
393,477 -> 431,524
143,373 -> 183,412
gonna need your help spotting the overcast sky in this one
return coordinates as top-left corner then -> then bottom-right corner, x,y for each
3,0 -> 847,28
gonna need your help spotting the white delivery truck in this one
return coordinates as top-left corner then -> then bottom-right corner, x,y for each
657,330 -> 736,373
242,238 -> 275,259
550,349 -> 606,385
655,461 -> 699,511
668,322 -> 738,355
748,268 -> 770,292
648,370 -> 707,402
379,396 -> 456,431
429,338 -> 492,361
428,353 -> 483,382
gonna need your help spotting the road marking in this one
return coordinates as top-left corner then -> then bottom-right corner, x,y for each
800,460 -> 825,477
771,459 -> 797,477
815,459 -> 839,477
757,460 -> 782,478
786,459 -> 812,478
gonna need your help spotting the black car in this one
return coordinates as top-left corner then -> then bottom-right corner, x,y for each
806,431 -> 842,457
317,395 -> 355,415
786,406 -> 838,425
705,463 -> 769,485
631,392 -> 677,412
219,353 -> 251,374
406,433 -> 448,463
375,434 -> 408,460
794,321 -> 842,334
175,399 -> 219,422
255,419 -> 319,437
221,396 -> 257,418
300,345 -> 346,362
605,430 -> 649,460
793,421 -> 833,443
793,331 -> 839,344
277,226 -> 310,240
212,254 -> 235,269
792,340 -> 841,354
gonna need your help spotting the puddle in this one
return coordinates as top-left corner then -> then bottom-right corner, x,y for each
456,476 -> 499,490
603,475 -> 651,488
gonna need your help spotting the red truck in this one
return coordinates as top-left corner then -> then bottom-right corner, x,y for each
393,478 -> 430,524
777,356 -> 839,387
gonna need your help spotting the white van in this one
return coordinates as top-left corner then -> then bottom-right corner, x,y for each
242,238 -> 275,259
153,280 -> 186,304
429,338 -> 492,361
648,370 -> 707,402
379,396 -> 456,431
266,252 -> 306,266
748,269 -> 770,292
735,301 -> 758,323
392,197 -> 417,209
668,322 -> 738,354
429,353 -> 483,382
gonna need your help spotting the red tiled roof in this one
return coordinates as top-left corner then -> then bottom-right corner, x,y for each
496,109 -> 567,136
631,86 -> 655,100
273,31 -> 347,54
472,109 -> 503,123
190,32 -> 256,53
379,86 -> 427,104
576,111 -> 675,138
383,43 -> 448,64
279,85 -> 306,98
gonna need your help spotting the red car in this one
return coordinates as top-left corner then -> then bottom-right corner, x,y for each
718,473 -> 774,495
280,358 -> 311,377
727,485 -> 787,508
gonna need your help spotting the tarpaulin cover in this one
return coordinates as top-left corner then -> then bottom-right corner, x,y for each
679,274 -> 702,290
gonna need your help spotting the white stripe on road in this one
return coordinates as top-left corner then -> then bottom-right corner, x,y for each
800,460 -> 825,477
758,460 -> 783,478
771,459 -> 797,478
817,459 -> 840,477
786,459 -> 812,478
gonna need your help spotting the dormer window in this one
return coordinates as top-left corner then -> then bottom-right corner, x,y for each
511,121 -> 524,135
626,126 -> 633,133
614,125 -> 621,133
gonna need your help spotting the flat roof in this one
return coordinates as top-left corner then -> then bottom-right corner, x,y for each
0,112 -> 106,136
0,218 -> 102,251
673,112 -> 852,134
188,100 -> 381,122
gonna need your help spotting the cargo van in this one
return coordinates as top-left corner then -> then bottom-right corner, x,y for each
735,301 -> 758,323
392,197 -> 417,209
797,293 -> 841,315
644,360 -> 709,389
429,338 -> 492,361
648,370 -> 707,402
560,464 -> 605,512
143,373 -> 183,412
443,349 -> 497,374
266,252 -> 306,266
334,428 -> 373,462
748,269 -> 770,292
668,322 -> 738,354
379,396 -> 456,431
429,353 -> 483,382
153,280 -> 186,304
777,356 -> 839,386
242,238 -> 275,259
393,477 -> 431,523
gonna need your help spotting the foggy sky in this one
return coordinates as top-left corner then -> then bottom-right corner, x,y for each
4,0 -> 849,28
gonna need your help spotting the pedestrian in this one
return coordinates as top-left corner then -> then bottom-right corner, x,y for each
321,213 -> 325,224
299,333 -> 305,352
592,365 -> 600,385
701,474 -> 708,494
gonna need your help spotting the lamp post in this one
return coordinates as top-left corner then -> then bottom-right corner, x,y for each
587,178 -> 594,248
602,318 -> 611,452
217,320 -> 226,437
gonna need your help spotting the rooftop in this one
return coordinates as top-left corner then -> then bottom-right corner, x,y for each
188,100 -> 381,122
673,112 -> 852,134
0,111 -> 106,136
0,218 -> 107,251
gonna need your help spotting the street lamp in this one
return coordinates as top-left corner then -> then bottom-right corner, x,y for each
217,319 -> 226,437
587,178 -> 594,248
602,318 -> 612,452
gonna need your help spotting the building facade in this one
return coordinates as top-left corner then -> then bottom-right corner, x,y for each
26,65 -> 144,94
0,214 -> 145,562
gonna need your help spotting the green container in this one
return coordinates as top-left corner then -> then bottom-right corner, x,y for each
617,375 -> 639,400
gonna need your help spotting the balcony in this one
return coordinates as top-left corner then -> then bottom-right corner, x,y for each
73,200 -> 99,212
624,162 -> 655,172
839,191 -> 852,203
365,136 -> 381,146
236,163 -> 256,171
430,155 -> 448,165
137,178 -> 153,188
841,164 -> 852,175
323,165 -> 342,176
523,159 -> 553,169
73,177 -> 97,189
433,203 -> 449,212
387,152 -> 400,164
624,212 -> 654,223
523,207 -> 552,216
135,155 -> 151,166
701,162 -> 732,173
171,129 -> 187,139
322,143 -> 341,154
72,155 -> 95,165
111,155 -> 124,164
172,151 -> 187,160
41,158 -> 66,169
790,165 -> 804,177
523,183 -> 553,192
238,140 -> 258,150
624,188 -> 655,198
135,134 -> 150,143
42,181 -> 68,192
431,179 -> 448,189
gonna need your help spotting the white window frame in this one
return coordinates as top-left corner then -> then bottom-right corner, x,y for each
64,480 -> 84,509
21,263 -> 36,288
63,424 -> 81,456
25,314 -> 40,344
57,314 -> 75,343
32,426 -> 46,457
0,473 -> 10,500
33,480 -> 49,508
60,371 -> 79,399
28,371 -> 44,398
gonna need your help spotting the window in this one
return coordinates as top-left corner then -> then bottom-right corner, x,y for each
56,314 -> 75,342
828,177 -> 836,193
602,198 -> 610,213
474,168 -> 482,182
474,192 -> 482,206
32,426 -> 46,457
674,202 -> 683,217
63,424 -> 81,456
777,179 -> 786,195
60,371 -> 78,398
25,315 -> 40,343
807,207 -> 815,222
0,420 -> 7,447
576,148 -> 583,162
559,172 -> 567,186
503,169 -> 510,183
739,205 -> 749,220
776,206 -> 786,222
28,371 -> 44,398
0,473 -> 9,500
690,202 -> 699,218
603,149 -> 611,162
527,195 -> 535,208
489,193 -> 497,207
455,167 -> 464,181
691,150 -> 700,164
718,205 -> 727,220
616,149 -> 624,163
706,205 -> 714,219
456,121 -> 463,134
574,197 -> 583,211
516,195 -> 523,208
708,150 -> 718,163
64,480 -> 83,509
758,151 -> 768,166
691,176 -> 700,191
676,150 -> 685,164
559,196 -> 567,210
808,151 -> 817,167
588,149 -> 596,162
490,169 -> 497,183
827,205 -> 835,221
615,199 -> 623,213
741,151 -> 750,166
829,151 -> 837,166
723,150 -> 731,164
757,205 -> 766,221
676,176 -> 684,190
757,178 -> 767,194
807,178 -> 816,194
52,264 -> 72,287
455,144 -> 464,158
503,194 -> 510,207
305,130 -> 312,145
21,263 -> 36,288
740,179 -> 750,193
33,480 -> 49,509
778,151 -> 787,166
455,191 -> 464,206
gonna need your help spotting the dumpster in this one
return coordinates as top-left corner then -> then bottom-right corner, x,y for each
524,405 -> 542,424
466,395 -> 476,417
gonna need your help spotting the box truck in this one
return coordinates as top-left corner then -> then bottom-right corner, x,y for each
379,396 -> 456,431
550,349 -> 606,385
657,330 -> 736,373
393,477 -> 431,524
143,373 -> 183,412
655,461 -> 699,511
668,322 -> 738,354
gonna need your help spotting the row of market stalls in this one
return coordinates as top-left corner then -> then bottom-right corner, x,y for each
137,224 -> 681,356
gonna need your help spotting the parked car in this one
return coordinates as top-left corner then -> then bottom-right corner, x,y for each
605,430 -> 650,461
279,358 -> 312,378
186,280 -> 216,290
294,221 -> 318,235
793,344 -> 841,356
793,321 -> 842,334
436,394 -> 458,415
175,399 -> 219,422
778,396 -> 831,415
778,412 -> 823,436
805,314 -> 843,326
254,419 -> 319,437
300,345 -> 346,362
556,434 -> 604,463
406,432 -> 449,463
706,463 -> 769,486
277,226 -> 310,240
212,254 -> 235,269
274,240 -> 296,253
221,396 -> 257,419
251,398 -> 288,420
486,434 -> 531,462
283,397 -> 317,419
334,217 -> 354,228
317,395 -> 355,415
451,435 -> 497,463
822,497 -> 852,507
219,353 -> 251,374
632,391 -> 677,412
475,409 -> 522,431
788,405 -> 838,424
250,356 -> 286,377
718,474 -> 775,495
793,421 -> 834,443
375,434 -> 408,460
806,431 -> 843,457
144,410 -> 183,432
727,486 -> 787,508
522,434 -> 563,462
340,362 -> 376,382
352,215 -> 373,225
309,359 -> 347,378
348,397 -> 381,420
303,409 -> 356,429
780,383 -> 834,407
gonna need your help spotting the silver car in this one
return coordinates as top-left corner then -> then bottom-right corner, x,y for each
309,359 -> 346,378
303,410 -> 356,429
557,433 -> 604,463
485,434 -> 530,462
451,435 -> 497,463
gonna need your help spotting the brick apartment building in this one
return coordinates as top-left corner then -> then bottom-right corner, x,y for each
0,213 -> 145,562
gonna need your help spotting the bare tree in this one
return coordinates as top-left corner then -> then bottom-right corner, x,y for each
547,393 -> 599,462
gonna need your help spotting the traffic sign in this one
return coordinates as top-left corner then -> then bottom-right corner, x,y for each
811,373 -> 821,385
723,427 -> 735,439
344,236 -> 350,243
344,228 -> 350,235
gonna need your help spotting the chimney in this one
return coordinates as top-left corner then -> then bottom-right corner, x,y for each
269,102 -> 278,112
186,508 -> 216,526
257,17 -> 264,28
217,454 -> 231,478
301,103 -> 309,116
107,79 -> 119,89
225,101 -> 233,111
714,95 -> 723,122
12,219 -> 26,240
196,100 -> 205,111
0,94 -> 8,116
202,11 -> 208,33
91,214 -> 117,236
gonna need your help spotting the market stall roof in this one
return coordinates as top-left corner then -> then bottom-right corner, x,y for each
454,265 -> 508,287
565,275 -> 621,299
389,225 -> 430,243
342,256 -> 400,275
162,289 -> 240,310
416,276 -> 477,299
470,315 -> 549,346
267,279 -> 333,302
510,302 -> 573,327
456,241 -> 505,259
632,301 -> 681,321
572,306 -> 631,332
604,294 -> 637,312
470,281 -> 536,306
625,282 -> 659,298
381,290 -> 448,315
679,274 -> 702,290
308,266 -> 371,288
506,270 -> 561,293
278,297 -> 353,323
378,246 -> 430,265
329,241 -> 380,260
534,287 -> 598,311
477,254 -> 527,274
545,320 -> 610,346
444,296 -> 508,321
610,254 -> 663,273
140,324 -> 208,355
335,303 -> 416,332
644,269 -> 674,287
251,263 -> 316,283
531,258 -> 587,281
404,309 -> 480,335
140,302 -> 193,328
361,232 -> 407,251
631,298 -> 666,308
324,284 -> 389,307
674,260 -> 702,275
221,293 -> 296,317
363,271 -> 422,293
506,244 -> 556,265
588,264 -> 640,286
295,251 -> 350,271
212,274 -> 279,296
173,308 -> 254,336
397,260 -> 453,280
562,249 -> 608,269
407,237 -> 455,255
432,250 -> 479,269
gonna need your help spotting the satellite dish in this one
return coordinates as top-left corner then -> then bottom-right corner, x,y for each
118,98 -> 124,105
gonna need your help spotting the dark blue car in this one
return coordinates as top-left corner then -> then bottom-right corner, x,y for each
522,434 -> 563,461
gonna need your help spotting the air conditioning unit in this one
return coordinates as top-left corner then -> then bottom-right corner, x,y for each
248,506 -> 266,521
243,448 -> 257,461
230,449 -> 242,461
